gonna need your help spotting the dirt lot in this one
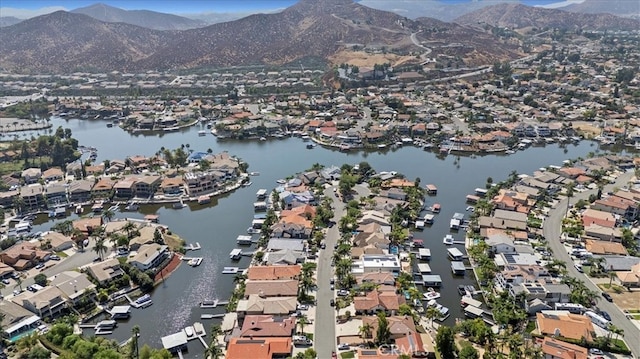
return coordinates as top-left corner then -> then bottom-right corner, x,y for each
571,121 -> 602,137
329,50 -> 418,68
609,289 -> 640,311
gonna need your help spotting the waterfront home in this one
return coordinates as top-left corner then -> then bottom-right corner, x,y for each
44,183 -> 67,207
510,282 -> 571,306
159,177 -> 184,195
113,178 -> 136,199
85,163 -> 106,176
0,243 -> 50,271
244,280 -> 299,298
357,222 -> 391,236
360,315 -> 420,343
67,179 -> 93,203
269,224 -> 311,239
484,229 -> 517,254
20,184 -> 44,208
183,171 -> 221,196
41,232 -> 73,251
264,249 -> 305,265
72,217 -> 102,237
50,271 -> 96,307
127,244 -> 169,272
353,289 -> 405,315
240,315 -> 295,338
495,264 -> 550,291
0,189 -> 18,208
0,300 -> 41,342
540,337 -> 588,359
128,226 -> 157,250
535,311 -> 594,342
85,258 -> 124,286
246,265 -> 301,281
352,231 -> 389,249
236,295 -> 297,317
225,337 -> 292,359
355,272 -> 396,286
134,175 -> 161,198
352,254 -> 400,275
358,211 -> 390,227
91,178 -> 116,199
21,168 -> 42,185
12,286 -> 67,318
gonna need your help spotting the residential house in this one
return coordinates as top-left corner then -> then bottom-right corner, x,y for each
41,232 -> 73,251
581,208 -> 617,228
495,264 -> 550,290
591,196 -> 639,220
0,300 -> 41,341
113,178 -> 136,199
50,271 -> 96,307
72,217 -> 102,237
85,258 -> 125,285
360,315 -> 419,343
91,178 -> 116,198
12,287 -> 67,318
67,180 -> 93,203
20,184 -> 44,208
21,168 -> 41,185
0,243 -> 50,270
159,177 -> 184,195
246,265 -> 301,281
135,175 -> 161,198
244,280 -> 299,298
240,315 -> 295,338
128,226 -> 157,251
485,229 -> 517,254
352,254 -> 401,275
44,183 -> 67,206
540,337 -> 587,359
356,272 -> 396,286
42,167 -> 64,183
615,262 -> 640,287
585,239 -> 627,255
127,244 -> 169,272
353,289 -> 405,315
236,295 -> 297,317
183,171 -> 220,196
225,337 -> 291,359
584,224 -> 622,242
535,311 -> 594,342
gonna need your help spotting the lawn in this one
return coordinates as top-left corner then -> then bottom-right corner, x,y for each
55,251 -> 69,258
340,351 -> 355,359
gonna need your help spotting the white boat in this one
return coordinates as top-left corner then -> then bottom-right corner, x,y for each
259,137 -> 267,141
247,227 -> 261,234
276,179 -> 286,184
242,181 -> 252,187
198,130 -> 207,136
249,172 -> 260,176
443,234 -> 454,245
185,327 -> 194,337
124,202 -> 139,211
423,288 -> 441,301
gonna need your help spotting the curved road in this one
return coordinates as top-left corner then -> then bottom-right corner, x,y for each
542,171 -> 639,357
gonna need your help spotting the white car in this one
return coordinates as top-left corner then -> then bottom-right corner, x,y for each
588,348 -> 603,355
337,343 -> 350,350
337,289 -> 349,297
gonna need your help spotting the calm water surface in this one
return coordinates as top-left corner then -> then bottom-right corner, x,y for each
24,118 -> 604,352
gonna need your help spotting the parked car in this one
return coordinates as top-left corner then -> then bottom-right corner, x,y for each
337,289 -> 349,297
337,343 -> 350,350
49,255 -> 60,261
12,289 -> 22,296
601,292 -> 613,302
330,299 -> 335,307
588,348 -> 604,355
574,263 -> 583,273
600,311 -> 611,321
35,263 -> 45,270
1,279 -> 10,285
26,285 -> 38,293
93,257 -> 102,262
297,304 -> 309,311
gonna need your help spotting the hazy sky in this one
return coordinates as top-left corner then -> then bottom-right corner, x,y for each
0,0 -> 583,18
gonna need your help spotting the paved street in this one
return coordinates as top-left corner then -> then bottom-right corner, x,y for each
314,185 -> 344,359
1,237 -> 99,298
542,170 -> 640,357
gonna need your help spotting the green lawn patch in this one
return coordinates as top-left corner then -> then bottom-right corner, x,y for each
525,320 -> 536,333
55,251 -> 68,258
340,351 -> 355,359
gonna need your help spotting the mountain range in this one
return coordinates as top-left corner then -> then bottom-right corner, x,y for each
0,0 -> 637,73
70,3 -> 206,30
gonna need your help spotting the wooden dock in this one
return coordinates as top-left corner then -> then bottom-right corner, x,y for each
201,314 -> 226,319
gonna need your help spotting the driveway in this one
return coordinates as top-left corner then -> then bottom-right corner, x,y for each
542,171 -> 639,357
314,185 -> 344,358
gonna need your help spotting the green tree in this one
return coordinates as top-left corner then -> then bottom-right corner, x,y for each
34,273 -> 47,286
459,344 -> 479,359
436,326 -> 457,358
25,346 -> 51,359
375,312 -> 391,345
92,237 -> 107,261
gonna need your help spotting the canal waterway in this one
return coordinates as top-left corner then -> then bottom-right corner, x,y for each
22,118 -> 606,354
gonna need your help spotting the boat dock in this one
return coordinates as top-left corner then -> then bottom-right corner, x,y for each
186,242 -> 201,251
161,322 -> 208,357
201,313 -> 226,319
119,294 -> 153,309
200,299 -> 229,308
222,267 -> 244,274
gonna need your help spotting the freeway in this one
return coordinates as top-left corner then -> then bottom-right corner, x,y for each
314,185 -> 343,358
542,170 -> 639,357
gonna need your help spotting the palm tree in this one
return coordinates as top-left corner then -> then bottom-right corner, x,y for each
205,325 -> 223,359
93,238 -> 107,260
14,277 -> 23,291
297,314 -> 309,335
122,221 -> 136,239
103,208 -> 115,223
130,325 -> 140,359
608,270 -> 617,287
565,182 -> 575,215
426,307 -> 440,329
359,323 -> 373,340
